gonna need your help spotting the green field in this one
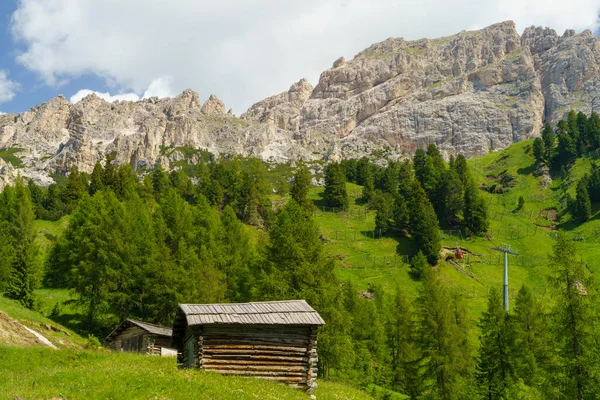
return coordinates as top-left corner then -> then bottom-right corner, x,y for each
0,346 -> 371,400
306,140 -> 600,319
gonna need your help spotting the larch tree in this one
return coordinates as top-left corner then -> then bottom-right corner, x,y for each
547,233 -> 600,399
290,165 -> 313,212
324,162 -> 348,209
476,288 -> 516,399
409,179 -> 441,265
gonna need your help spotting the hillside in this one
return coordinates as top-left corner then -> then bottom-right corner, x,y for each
2,22 -> 600,189
0,346 -> 372,400
308,138 -> 600,319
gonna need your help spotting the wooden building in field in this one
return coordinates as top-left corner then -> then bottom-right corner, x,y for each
172,300 -> 325,394
104,319 -> 176,356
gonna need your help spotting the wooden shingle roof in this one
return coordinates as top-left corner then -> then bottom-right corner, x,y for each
104,319 -> 172,344
179,300 -> 325,326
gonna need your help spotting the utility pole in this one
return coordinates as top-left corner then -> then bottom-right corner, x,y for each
492,243 -> 519,312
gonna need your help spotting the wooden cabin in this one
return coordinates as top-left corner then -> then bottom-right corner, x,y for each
172,300 -> 325,394
104,319 -> 176,356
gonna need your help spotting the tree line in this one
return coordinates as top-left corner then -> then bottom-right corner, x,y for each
323,144 -> 489,266
533,110 -> 600,222
1,148 -> 598,398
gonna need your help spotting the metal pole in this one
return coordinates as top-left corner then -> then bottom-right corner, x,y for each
504,251 -> 509,312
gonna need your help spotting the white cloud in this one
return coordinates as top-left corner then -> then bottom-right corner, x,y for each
0,71 -> 19,103
69,77 -> 175,104
10,0 -> 600,113
69,89 -> 140,104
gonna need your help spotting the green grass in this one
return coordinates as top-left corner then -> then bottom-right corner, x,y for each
0,346 -> 372,400
0,147 -> 24,167
0,296 -> 86,349
305,140 -> 600,319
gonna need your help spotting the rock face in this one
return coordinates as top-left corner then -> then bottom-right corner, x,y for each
2,21 -> 600,189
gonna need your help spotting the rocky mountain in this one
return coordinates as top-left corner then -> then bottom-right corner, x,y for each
1,21 -> 599,188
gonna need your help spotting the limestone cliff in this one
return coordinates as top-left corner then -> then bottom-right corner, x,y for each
1,21 -> 600,188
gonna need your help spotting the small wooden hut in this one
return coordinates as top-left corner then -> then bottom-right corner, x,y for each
172,300 -> 325,394
104,319 -> 176,356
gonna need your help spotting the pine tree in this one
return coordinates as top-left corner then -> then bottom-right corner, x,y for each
409,250 -> 428,279
547,233 -> 600,399
413,149 -> 427,183
409,180 -> 441,265
463,179 -> 489,235
388,288 -> 421,396
587,164 -> 600,202
575,177 -> 592,221
89,161 -> 104,195
453,154 -> 469,185
4,178 -> 41,309
587,112 -> 600,149
62,166 -> 86,210
397,160 -> 413,200
441,168 -> 463,223
532,138 -> 546,164
373,191 -> 394,233
541,123 -> 556,161
415,268 -> 475,398
152,166 -> 170,197
476,288 -> 516,399
102,154 -> 117,188
512,285 -> 552,388
324,162 -> 348,209
392,193 -> 409,232
290,166 -> 313,211
362,166 -> 375,203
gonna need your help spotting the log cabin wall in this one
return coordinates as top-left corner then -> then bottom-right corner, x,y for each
196,324 -> 317,393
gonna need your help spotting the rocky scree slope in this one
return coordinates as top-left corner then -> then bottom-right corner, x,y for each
1,21 -> 599,188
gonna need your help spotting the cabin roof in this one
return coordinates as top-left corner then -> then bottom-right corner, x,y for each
104,319 -> 172,344
178,300 -> 325,326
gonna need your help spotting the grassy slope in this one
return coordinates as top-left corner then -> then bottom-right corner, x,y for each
0,296 -> 86,349
0,346 -> 371,400
312,140 -> 600,319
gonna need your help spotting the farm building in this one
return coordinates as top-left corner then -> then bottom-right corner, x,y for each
172,300 -> 325,394
104,319 -> 176,356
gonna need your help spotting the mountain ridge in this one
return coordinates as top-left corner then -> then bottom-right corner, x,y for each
1,20 -> 599,188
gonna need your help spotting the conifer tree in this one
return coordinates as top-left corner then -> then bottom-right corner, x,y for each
152,166 -> 170,197
463,179 -> 489,235
441,168 -> 463,223
415,268 -> 474,398
102,154 -> 118,188
477,288 -> 516,399
389,289 -> 421,397
541,123 -> 556,161
290,166 -> 313,211
587,112 -> 600,148
397,160 -> 413,200
413,149 -> 427,183
533,137 -> 546,163
361,166 -> 375,203
324,162 -> 348,209
409,180 -> 440,265
575,177 -> 592,221
392,193 -> 409,231
453,154 -> 469,185
512,285 -> 551,388
4,178 -> 41,309
373,191 -> 394,233
409,250 -> 428,279
547,233 -> 600,399
89,161 -> 104,195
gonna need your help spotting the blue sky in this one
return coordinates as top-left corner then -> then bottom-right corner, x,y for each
0,1 -> 599,115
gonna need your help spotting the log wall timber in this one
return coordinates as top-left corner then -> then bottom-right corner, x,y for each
172,300 -> 325,394
107,326 -> 175,356
186,324 -> 318,394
